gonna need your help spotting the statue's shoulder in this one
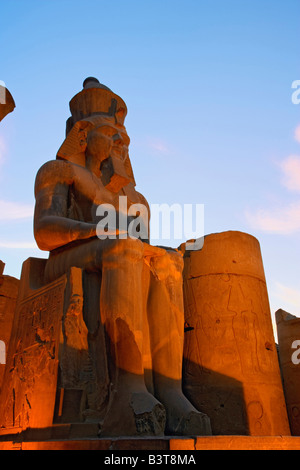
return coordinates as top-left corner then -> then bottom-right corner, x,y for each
136,191 -> 150,210
35,159 -> 75,190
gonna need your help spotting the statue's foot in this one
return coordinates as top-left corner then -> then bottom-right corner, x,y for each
167,409 -> 211,436
130,391 -> 166,436
159,390 -> 211,436
99,388 -> 166,437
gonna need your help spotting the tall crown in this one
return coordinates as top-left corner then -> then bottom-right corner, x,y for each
66,77 -> 127,135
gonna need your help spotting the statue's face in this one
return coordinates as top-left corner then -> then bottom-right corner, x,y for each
86,119 -> 130,164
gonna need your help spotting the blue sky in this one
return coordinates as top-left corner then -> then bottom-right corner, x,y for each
0,0 -> 299,333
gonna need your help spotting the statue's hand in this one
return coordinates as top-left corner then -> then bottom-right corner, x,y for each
143,243 -> 166,259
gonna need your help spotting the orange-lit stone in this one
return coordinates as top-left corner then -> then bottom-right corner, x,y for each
0,79 -> 291,446
182,231 -> 290,436
0,258 -> 66,431
0,86 -> 15,122
1,435 -> 300,450
0,79 -> 211,439
0,262 -> 19,391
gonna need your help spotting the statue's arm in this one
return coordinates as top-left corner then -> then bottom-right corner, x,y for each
135,190 -> 151,243
34,161 -> 97,251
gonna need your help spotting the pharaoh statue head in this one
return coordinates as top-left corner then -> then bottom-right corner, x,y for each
57,77 -> 135,192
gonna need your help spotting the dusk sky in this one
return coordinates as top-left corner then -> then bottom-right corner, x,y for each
0,0 -> 299,334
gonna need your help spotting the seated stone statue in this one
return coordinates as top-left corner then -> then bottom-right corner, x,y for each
34,77 -> 211,437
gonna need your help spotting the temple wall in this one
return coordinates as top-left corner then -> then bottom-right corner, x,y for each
276,309 -> 300,435
0,262 -> 19,391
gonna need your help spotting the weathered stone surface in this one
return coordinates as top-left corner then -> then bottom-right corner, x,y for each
0,86 -> 15,122
54,267 -> 110,425
182,231 -> 290,436
194,435 -> 300,450
1,435 -> 300,451
0,258 -> 66,431
276,309 -> 300,435
0,263 -> 19,391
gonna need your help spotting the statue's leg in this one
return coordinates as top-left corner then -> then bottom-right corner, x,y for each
82,270 -> 110,420
45,240 -> 111,423
45,238 -> 166,436
99,238 -> 166,436
147,250 -> 211,436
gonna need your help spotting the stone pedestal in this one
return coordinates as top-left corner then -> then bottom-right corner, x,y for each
1,435 -> 300,451
0,262 -> 19,391
276,309 -> 300,435
182,231 -> 290,436
0,257 -> 109,434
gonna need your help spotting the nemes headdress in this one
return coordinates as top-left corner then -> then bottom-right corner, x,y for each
57,77 -> 128,165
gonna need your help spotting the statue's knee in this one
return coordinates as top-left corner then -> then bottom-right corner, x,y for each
151,250 -> 183,281
103,238 -> 144,264
167,251 -> 184,273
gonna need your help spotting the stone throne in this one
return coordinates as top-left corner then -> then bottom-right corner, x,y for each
0,256 -> 109,438
0,85 -> 15,122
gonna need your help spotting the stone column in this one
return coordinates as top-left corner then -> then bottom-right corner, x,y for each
182,231 -> 290,436
276,309 -> 300,435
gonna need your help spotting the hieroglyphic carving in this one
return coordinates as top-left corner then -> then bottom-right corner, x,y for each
30,78 -> 211,437
55,267 -> 109,424
0,273 -> 19,391
182,231 -> 291,436
0,277 -> 66,431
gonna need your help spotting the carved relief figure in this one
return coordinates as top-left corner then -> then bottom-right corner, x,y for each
33,78 -> 211,437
